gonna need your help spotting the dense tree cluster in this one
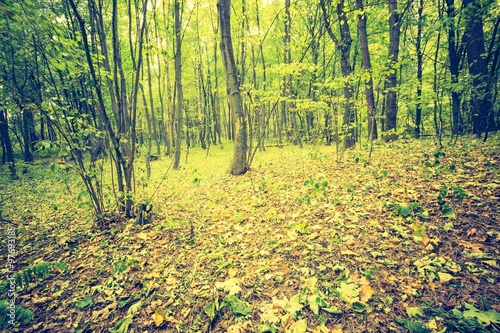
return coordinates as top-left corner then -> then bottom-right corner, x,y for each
0,0 -> 498,219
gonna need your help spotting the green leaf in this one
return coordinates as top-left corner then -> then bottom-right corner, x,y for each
257,323 -> 277,333
203,302 -> 217,321
463,303 -> 500,326
75,296 -> 92,309
307,295 -> 319,316
108,315 -> 133,333
127,301 -> 142,316
224,295 -> 253,316
441,207 -> 455,219
399,206 -> 410,217
351,301 -> 371,314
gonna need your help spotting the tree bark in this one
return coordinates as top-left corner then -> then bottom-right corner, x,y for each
463,0 -> 494,136
218,0 -> 248,175
356,0 -> 378,140
0,108 -> 17,178
320,0 -> 356,149
415,0 -> 423,138
384,0 -> 402,140
173,0 -> 183,170
444,0 -> 462,135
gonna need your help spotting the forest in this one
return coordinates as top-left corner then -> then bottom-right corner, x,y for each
0,0 -> 499,331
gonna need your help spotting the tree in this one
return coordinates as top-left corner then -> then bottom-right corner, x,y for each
383,0 -> 404,139
356,0 -> 378,140
173,0 -> 183,170
444,0 -> 463,135
463,0 -> 496,137
218,0 -> 248,175
0,108 -> 16,179
320,0 -> 356,149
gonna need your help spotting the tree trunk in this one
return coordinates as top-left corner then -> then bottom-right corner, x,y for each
444,0 -> 462,135
384,0 -> 402,140
463,0 -> 494,136
218,0 -> 248,175
0,108 -> 17,178
415,0 -> 423,138
173,0 -> 183,170
320,0 -> 356,149
355,0 -> 378,140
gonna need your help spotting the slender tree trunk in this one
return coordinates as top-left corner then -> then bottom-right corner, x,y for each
384,0 -> 403,140
356,0 -> 378,140
415,0 -> 423,138
173,0 -> 183,170
146,32 -> 161,156
443,0 -> 462,135
320,0 -> 356,149
218,0 -> 248,175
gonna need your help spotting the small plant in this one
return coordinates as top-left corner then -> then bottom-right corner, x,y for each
437,185 -> 459,218
112,256 -> 138,275
0,300 -> 34,329
299,179 -> 329,204
451,185 -> 468,202
387,202 -> 427,219
0,262 -> 69,297
422,151 -> 445,167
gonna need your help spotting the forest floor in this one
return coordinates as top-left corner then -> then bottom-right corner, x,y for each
1,136 -> 500,333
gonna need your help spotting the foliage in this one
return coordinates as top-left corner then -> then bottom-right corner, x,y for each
0,136 -> 499,332
0,300 -> 34,329
0,262 -> 69,298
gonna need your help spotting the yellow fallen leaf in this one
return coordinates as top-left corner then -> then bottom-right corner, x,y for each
438,272 -> 455,282
287,319 -> 307,333
360,285 -> 375,302
182,307 -> 191,318
152,308 -> 165,327
228,267 -> 238,278
340,250 -> 358,256
137,232 -> 148,240
33,297 -> 49,305
165,277 -> 177,285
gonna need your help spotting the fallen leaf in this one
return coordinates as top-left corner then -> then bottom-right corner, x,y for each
360,285 -> 375,303
152,308 -> 165,327
287,319 -> 308,333
437,272 -> 455,283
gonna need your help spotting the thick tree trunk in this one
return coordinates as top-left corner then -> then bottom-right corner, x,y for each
463,0 -> 494,136
218,0 -> 248,175
0,109 -> 17,178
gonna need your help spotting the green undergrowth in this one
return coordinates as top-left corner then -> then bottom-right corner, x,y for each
0,136 -> 499,332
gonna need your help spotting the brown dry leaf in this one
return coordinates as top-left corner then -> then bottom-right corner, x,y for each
467,228 -> 477,236
227,324 -> 247,333
33,297 -> 50,305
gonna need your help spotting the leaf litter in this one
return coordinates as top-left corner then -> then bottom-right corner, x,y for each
0,137 -> 499,332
